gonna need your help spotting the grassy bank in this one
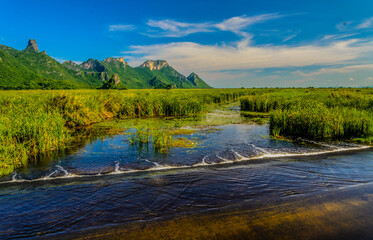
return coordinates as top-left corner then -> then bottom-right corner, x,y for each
240,88 -> 373,142
0,89 -> 256,175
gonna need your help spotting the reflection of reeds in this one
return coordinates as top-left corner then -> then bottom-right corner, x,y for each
240,89 -> 373,142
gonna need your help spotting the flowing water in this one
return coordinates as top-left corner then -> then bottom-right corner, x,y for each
1,111 -> 373,239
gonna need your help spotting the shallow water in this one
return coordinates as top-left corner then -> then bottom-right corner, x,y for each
0,122 -> 373,239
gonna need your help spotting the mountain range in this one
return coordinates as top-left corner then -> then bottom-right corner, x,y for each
0,39 -> 211,89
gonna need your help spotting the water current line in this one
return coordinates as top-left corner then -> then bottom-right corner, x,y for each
1,145 -> 371,185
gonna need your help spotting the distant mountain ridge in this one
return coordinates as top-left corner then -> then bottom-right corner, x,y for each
0,39 -> 211,89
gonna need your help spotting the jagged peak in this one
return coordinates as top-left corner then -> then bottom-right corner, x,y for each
63,60 -> 78,66
140,60 -> 169,70
85,58 -> 97,63
103,57 -> 128,67
24,39 -> 40,53
80,58 -> 105,71
188,72 -> 198,78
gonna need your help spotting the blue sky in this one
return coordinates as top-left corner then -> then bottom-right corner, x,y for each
1,0 -> 373,87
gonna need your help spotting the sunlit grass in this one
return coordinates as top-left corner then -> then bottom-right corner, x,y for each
2,88 -> 372,175
127,126 -> 197,153
0,89 -> 255,175
240,88 -> 373,142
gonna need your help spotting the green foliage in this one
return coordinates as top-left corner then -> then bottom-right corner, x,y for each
100,74 -> 128,90
0,44 -> 211,90
2,88 -> 371,175
0,89 -> 252,175
128,126 -> 196,153
240,88 -> 373,141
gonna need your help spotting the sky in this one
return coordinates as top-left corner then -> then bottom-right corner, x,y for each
1,0 -> 373,88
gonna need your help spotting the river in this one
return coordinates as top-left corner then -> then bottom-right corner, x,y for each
1,112 -> 373,239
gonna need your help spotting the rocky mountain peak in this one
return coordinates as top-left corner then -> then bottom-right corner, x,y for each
140,60 -> 169,70
25,39 -> 39,52
103,57 -> 128,68
81,59 -> 105,72
188,72 -> 197,78
118,57 -> 127,65
110,73 -> 121,85
100,73 -> 122,89
63,60 -> 78,66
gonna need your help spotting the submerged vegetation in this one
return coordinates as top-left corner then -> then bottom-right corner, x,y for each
240,88 -> 373,142
127,127 -> 196,153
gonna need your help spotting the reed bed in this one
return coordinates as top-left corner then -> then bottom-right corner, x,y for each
240,88 -> 373,141
2,88 -> 372,175
127,127 -> 194,153
0,89 -> 254,175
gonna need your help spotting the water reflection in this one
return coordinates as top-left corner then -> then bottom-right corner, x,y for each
0,118 -> 372,239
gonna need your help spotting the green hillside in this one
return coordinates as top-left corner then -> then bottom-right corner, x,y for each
0,40 -> 212,89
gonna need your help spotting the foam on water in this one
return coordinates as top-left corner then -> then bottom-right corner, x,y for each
232,149 -> 247,160
249,143 -> 270,154
1,143 -> 370,185
114,161 -> 120,172
216,154 -> 233,163
11,173 -> 22,181
193,155 -> 210,166
57,165 -> 70,176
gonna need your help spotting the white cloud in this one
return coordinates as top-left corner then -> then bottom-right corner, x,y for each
293,64 -> 373,77
51,56 -> 82,64
349,77 -> 355,81
367,76 -> 373,81
146,19 -> 212,37
109,24 -> 136,31
145,14 -> 284,38
282,34 -> 297,43
322,33 -> 358,40
336,21 -> 353,31
124,39 -> 373,76
215,14 -> 282,37
335,17 -> 373,31
357,17 -> 373,29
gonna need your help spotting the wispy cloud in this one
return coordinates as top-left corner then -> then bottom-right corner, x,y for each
109,24 -> 136,31
336,21 -> 353,31
124,39 -> 373,76
336,17 -> 373,31
322,33 -> 358,40
145,14 -> 284,38
282,34 -> 297,43
51,57 -> 82,64
215,14 -> 283,37
146,19 -> 212,37
357,17 -> 373,29
293,64 -> 373,77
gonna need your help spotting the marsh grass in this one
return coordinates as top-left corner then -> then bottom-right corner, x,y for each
127,125 -> 197,154
240,89 -> 373,142
2,88 -> 372,175
0,89 -> 254,175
